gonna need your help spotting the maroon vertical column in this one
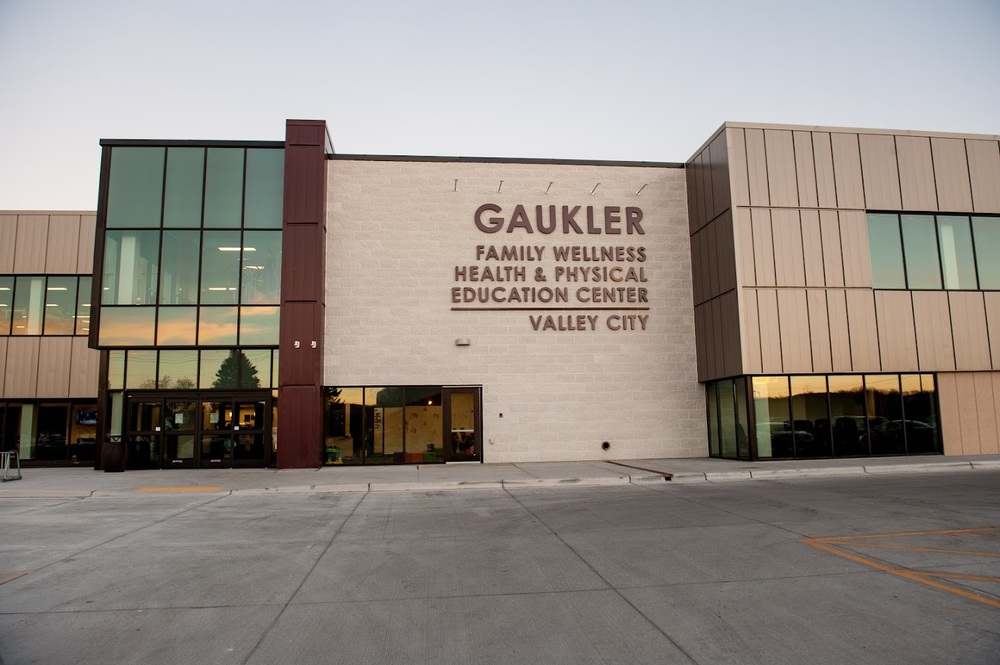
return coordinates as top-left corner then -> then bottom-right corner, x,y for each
277,120 -> 329,468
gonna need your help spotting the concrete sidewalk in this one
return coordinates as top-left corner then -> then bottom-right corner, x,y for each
3,454 -> 999,498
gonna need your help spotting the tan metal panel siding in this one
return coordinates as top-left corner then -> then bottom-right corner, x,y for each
745,128 -> 770,206
44,215 -> 82,274
931,138 -> 973,212
819,210 -> 844,287
721,290 -> 742,376
69,337 -> 100,398
777,289 -> 811,372
0,337 -> 6,395
807,290 -> 832,372
742,289 -> 763,375
0,215 -> 16,272
845,290 -> 880,371
895,136 -> 937,211
717,210 -> 737,293
812,132 -> 838,208
967,139 -> 1000,213
771,209 -> 805,286
734,208 -> 756,287
793,131 -> 818,208
3,337 -> 39,398
949,292 -> 991,370
757,289 -> 782,373
912,291 -> 956,370
874,291 -> 918,370
838,210 -> 873,287
974,373 -> 999,454
831,133 -> 865,209
936,373 -> 962,454
858,134 -> 901,210
764,130 -> 797,207
800,210 -> 825,287
710,133 -> 732,220
77,214 -> 97,273
827,289 -> 852,371
956,374 -> 981,454
985,293 -> 1000,370
14,215 -> 49,273
751,209 -> 776,287
728,128 -> 751,208
989,373 -> 1000,455
36,337 -> 72,398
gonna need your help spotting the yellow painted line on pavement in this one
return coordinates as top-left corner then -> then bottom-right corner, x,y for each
0,571 -> 31,585
136,486 -> 225,493
802,534 -> 1000,609
842,543 -> 1000,558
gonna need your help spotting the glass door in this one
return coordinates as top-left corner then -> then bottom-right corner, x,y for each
200,400 -> 235,468
164,400 -> 197,468
231,399 -> 268,468
442,388 -> 481,462
127,398 -> 163,469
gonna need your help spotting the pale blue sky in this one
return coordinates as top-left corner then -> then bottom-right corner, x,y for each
1,0 -> 997,210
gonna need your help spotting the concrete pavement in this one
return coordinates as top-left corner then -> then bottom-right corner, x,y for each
3,454 -> 999,498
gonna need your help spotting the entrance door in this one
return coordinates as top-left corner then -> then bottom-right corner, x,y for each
442,388 -> 481,462
123,393 -> 272,468
127,399 -> 163,469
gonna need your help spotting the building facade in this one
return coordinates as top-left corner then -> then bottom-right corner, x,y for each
1,119 -> 997,468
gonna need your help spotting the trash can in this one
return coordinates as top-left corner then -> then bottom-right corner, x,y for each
102,435 -> 127,472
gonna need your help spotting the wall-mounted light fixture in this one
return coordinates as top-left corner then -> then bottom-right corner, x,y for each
590,183 -> 600,195
455,338 -> 471,346
636,184 -> 648,196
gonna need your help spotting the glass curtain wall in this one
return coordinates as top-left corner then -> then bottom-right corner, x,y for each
710,374 -> 942,460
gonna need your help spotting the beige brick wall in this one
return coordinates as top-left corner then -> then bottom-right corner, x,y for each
324,160 -> 704,462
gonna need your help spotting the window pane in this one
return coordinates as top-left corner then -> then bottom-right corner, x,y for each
126,350 -> 158,389
972,216 -> 1000,289
936,216 -> 976,290
865,375 -> 903,455
867,214 -> 905,288
734,378 -> 750,459
901,214 -> 942,289
202,349 -> 244,389
241,231 -> 281,304
163,148 -> 204,228
44,276 -> 78,335
76,277 -> 92,335
829,375 -> 867,456
157,350 -> 198,390
160,230 -> 201,304
12,276 -> 45,335
198,307 -> 238,345
102,230 -> 160,305
752,376 -> 790,459
105,147 -> 164,228
157,307 -> 197,345
790,375 -> 830,458
107,350 -> 125,389
326,387 -> 364,464
239,349 -> 270,389
239,306 -> 279,345
244,149 -> 284,229
199,350 -> 232,389
718,380 -> 737,458
201,231 -> 241,303
369,387 -> 404,462
901,374 -> 941,453
0,276 -> 12,334
203,149 -> 244,228
98,307 -> 156,346
706,383 -> 720,457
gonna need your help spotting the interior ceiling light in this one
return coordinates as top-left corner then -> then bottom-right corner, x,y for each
218,247 -> 256,252
47,287 -> 68,291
